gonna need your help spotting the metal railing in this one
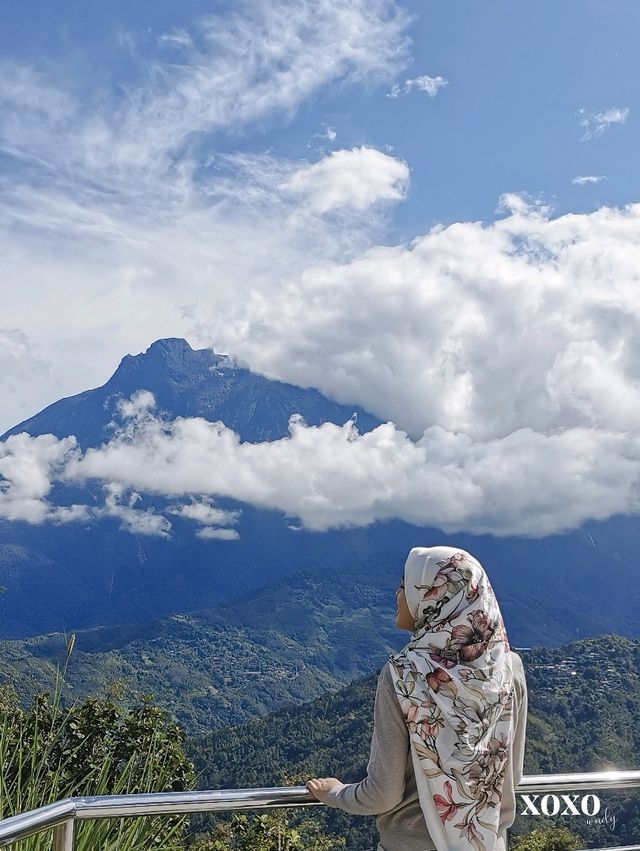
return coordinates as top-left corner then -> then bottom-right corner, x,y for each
1,771 -> 640,850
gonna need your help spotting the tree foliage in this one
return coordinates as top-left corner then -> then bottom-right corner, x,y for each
512,827 -> 582,851
190,811 -> 345,851
0,679 -> 195,851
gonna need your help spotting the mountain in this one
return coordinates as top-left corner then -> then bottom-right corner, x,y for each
1,337 -> 640,643
186,634 -> 640,851
0,338 -> 382,637
2,337 -> 381,446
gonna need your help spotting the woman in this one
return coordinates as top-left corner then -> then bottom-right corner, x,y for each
306,545 -> 528,851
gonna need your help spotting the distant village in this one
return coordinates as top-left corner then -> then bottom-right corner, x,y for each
513,647 -> 625,693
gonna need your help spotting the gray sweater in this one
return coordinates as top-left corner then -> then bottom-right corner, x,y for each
325,652 -> 528,851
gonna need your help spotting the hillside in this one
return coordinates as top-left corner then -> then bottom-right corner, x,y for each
187,635 -> 640,851
0,561 -> 405,733
0,338 -> 384,638
5,542 -> 640,736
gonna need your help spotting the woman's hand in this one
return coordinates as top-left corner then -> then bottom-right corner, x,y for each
306,777 -> 343,802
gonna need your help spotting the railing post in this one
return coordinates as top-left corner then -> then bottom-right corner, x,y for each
52,819 -> 75,851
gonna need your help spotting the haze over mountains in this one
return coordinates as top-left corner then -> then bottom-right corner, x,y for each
0,338 -> 639,646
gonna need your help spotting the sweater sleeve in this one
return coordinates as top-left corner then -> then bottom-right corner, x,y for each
498,653 -> 529,832
324,664 -> 410,816
512,661 -> 528,789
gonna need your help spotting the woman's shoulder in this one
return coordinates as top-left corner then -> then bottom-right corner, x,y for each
379,660 -> 396,690
378,661 -> 404,706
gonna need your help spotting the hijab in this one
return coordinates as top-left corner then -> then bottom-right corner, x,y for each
388,546 -> 515,851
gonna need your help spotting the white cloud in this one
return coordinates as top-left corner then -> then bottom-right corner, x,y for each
0,329 -> 49,429
281,147 -> 409,214
0,432 -> 81,523
50,504 -> 91,523
1,399 -> 639,538
578,106 -> 629,141
209,200 -> 640,444
307,124 -> 338,152
572,175 -> 606,185
388,74 -> 448,98
158,29 -> 193,50
2,3 -> 640,540
5,174 -> 640,539
113,390 -> 156,422
0,0 -> 410,184
98,482 -> 172,537
0,432 -> 166,534
169,497 -> 241,527
197,527 -> 240,541
0,0 -> 412,434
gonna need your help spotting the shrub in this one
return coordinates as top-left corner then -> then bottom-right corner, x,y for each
0,674 -> 195,851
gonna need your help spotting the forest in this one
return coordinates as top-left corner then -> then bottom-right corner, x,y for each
3,634 -> 640,849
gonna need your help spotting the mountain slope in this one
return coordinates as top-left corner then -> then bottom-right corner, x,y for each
0,338 -> 383,637
0,563 -> 402,734
4,547 -> 640,737
2,338 -> 381,446
187,635 -> 640,851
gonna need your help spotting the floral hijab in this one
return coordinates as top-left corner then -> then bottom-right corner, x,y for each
388,546 -> 515,851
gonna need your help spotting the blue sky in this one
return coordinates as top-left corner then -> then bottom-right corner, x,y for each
2,0 -> 640,538
1,0 -> 637,239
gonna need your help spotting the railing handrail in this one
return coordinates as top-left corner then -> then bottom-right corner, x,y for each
2,771 -> 640,848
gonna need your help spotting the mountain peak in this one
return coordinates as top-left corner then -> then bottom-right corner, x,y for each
140,338 -> 200,374
147,338 -> 194,356
116,338 -> 225,380
2,337 -> 381,448
136,337 -> 239,370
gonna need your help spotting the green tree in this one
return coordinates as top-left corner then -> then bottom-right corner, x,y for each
190,811 -> 345,851
0,682 -> 195,851
512,827 -> 582,851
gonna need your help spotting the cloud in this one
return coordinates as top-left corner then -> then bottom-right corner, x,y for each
281,147 -> 409,213
98,482 -> 172,537
209,200 -> 640,445
572,175 -> 606,185
50,504 -> 91,523
2,2 -> 640,541
197,527 -> 240,541
307,124 -> 337,151
0,432 -> 82,524
5,167 -> 640,539
578,106 -> 629,141
158,29 -> 193,51
1,398 -> 640,538
0,0 -> 411,184
0,427 -> 167,536
388,74 -> 448,98
0,0 -> 412,434
169,498 -> 240,528
114,390 -> 157,423
0,329 -> 49,425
